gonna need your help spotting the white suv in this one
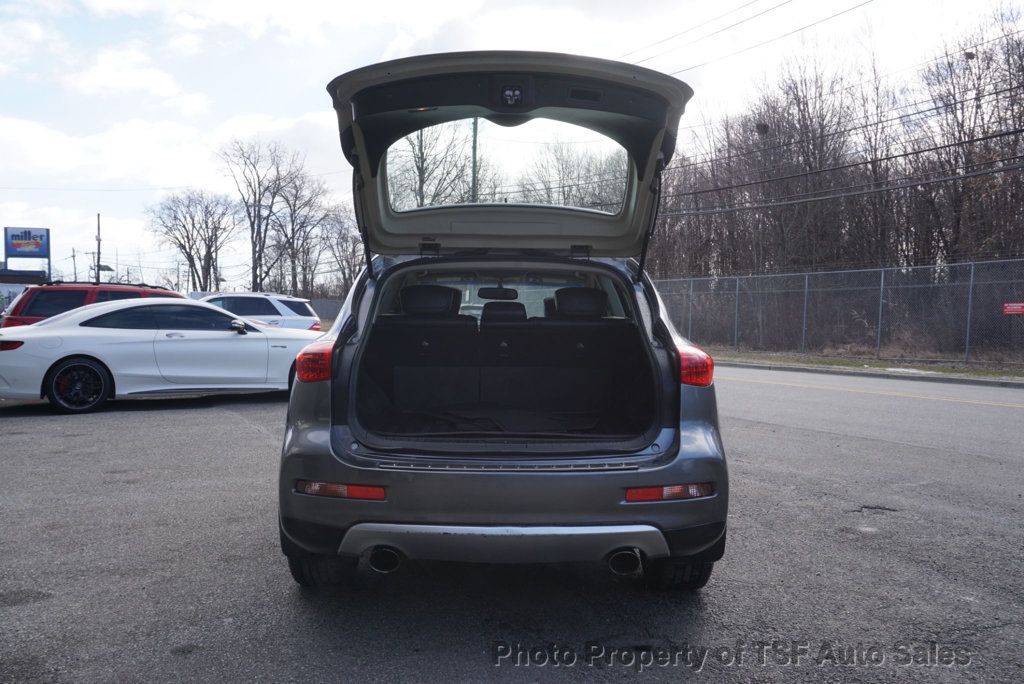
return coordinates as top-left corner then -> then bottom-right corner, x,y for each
202,293 -> 321,331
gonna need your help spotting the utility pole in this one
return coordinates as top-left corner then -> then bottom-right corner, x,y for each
71,248 -> 78,281
471,117 -> 478,203
95,213 -> 101,285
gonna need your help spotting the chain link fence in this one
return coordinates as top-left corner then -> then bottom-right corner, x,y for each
655,259 -> 1024,365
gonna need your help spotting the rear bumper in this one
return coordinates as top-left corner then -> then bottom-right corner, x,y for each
279,419 -> 729,562
339,522 -> 670,562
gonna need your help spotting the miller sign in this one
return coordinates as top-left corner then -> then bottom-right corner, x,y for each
3,227 -> 51,259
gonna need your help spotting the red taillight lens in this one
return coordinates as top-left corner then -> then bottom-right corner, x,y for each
309,320 -> 321,331
295,340 -> 333,382
0,341 -> 24,351
625,483 -> 715,502
677,343 -> 714,387
295,480 -> 386,500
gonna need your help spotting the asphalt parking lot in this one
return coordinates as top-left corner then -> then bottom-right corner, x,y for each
2,368 -> 1022,682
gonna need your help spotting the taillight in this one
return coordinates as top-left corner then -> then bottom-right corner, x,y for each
0,341 -> 24,351
677,343 -> 714,387
309,320 -> 321,331
295,340 -> 334,382
625,483 -> 715,502
295,480 -> 386,500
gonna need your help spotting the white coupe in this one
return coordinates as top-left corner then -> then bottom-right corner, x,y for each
0,298 -> 322,412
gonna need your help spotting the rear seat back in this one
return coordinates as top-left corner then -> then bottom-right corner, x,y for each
531,287 -> 633,366
479,301 -> 530,364
364,285 -> 479,410
372,285 -> 477,362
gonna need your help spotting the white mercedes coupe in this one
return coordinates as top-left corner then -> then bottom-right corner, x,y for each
0,298 -> 322,412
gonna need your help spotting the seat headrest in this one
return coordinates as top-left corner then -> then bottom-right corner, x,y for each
554,287 -> 608,318
543,297 -> 557,318
481,301 -> 527,323
401,285 -> 461,315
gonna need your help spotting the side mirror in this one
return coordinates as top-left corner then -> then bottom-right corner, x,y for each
230,319 -> 247,335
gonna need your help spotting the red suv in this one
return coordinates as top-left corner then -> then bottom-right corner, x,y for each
0,283 -> 184,327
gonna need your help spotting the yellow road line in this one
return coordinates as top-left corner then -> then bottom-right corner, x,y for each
715,375 -> 1024,409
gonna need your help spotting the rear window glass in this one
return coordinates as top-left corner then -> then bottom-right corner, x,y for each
280,300 -> 316,316
405,272 -> 626,319
21,290 -> 88,317
385,119 -> 627,213
96,290 -> 142,302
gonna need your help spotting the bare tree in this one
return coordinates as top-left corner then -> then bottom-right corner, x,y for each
321,204 -> 363,296
220,139 -> 301,291
272,168 -> 331,297
517,143 -> 627,211
387,123 -> 470,210
147,190 -> 236,292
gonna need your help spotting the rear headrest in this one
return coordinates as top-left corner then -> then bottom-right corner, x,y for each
481,301 -> 527,323
543,297 -> 557,318
400,285 -> 461,316
554,287 -> 608,318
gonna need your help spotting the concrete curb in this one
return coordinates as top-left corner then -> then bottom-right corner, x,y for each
715,360 -> 1024,389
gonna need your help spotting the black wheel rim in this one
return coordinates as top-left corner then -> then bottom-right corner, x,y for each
53,365 -> 104,410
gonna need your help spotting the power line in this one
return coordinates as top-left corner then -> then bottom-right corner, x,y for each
633,0 -> 797,66
662,126 -> 1024,199
618,0 -> 762,59
670,80 -> 1022,170
675,26 -> 1024,134
669,0 -> 876,75
660,154 -> 1024,216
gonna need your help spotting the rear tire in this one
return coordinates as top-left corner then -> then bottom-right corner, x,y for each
44,357 -> 112,414
645,560 -> 714,591
286,555 -> 356,588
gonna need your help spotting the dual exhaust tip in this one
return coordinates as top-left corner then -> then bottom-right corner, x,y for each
364,546 -> 644,576
606,548 -> 643,576
366,546 -> 403,574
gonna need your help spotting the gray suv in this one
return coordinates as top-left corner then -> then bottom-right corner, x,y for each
279,51 -> 728,591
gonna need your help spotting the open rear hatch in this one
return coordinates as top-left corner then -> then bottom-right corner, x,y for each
327,51 -> 693,274
326,53 -> 691,451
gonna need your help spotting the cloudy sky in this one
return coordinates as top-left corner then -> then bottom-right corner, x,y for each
0,0 -> 1015,288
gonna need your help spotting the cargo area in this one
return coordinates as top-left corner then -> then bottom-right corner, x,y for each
352,269 -> 658,439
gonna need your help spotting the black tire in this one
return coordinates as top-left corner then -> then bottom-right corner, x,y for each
44,357 -> 112,414
645,560 -> 714,591
286,555 -> 356,588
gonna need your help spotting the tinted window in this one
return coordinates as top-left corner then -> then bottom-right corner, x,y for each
96,290 -> 142,302
221,297 -> 279,316
81,307 -> 157,329
280,300 -> 316,316
151,305 -> 236,330
21,290 -> 88,317
205,298 -> 225,308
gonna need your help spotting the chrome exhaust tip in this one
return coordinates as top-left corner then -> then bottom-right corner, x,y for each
366,546 -> 403,574
607,548 -> 642,576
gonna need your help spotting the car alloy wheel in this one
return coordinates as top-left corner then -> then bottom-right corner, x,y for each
49,361 -> 109,412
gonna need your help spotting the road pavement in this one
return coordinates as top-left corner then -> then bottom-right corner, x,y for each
1,370 -> 1022,681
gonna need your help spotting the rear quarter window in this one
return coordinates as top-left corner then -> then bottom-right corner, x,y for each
280,300 -> 316,316
21,290 -> 89,317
